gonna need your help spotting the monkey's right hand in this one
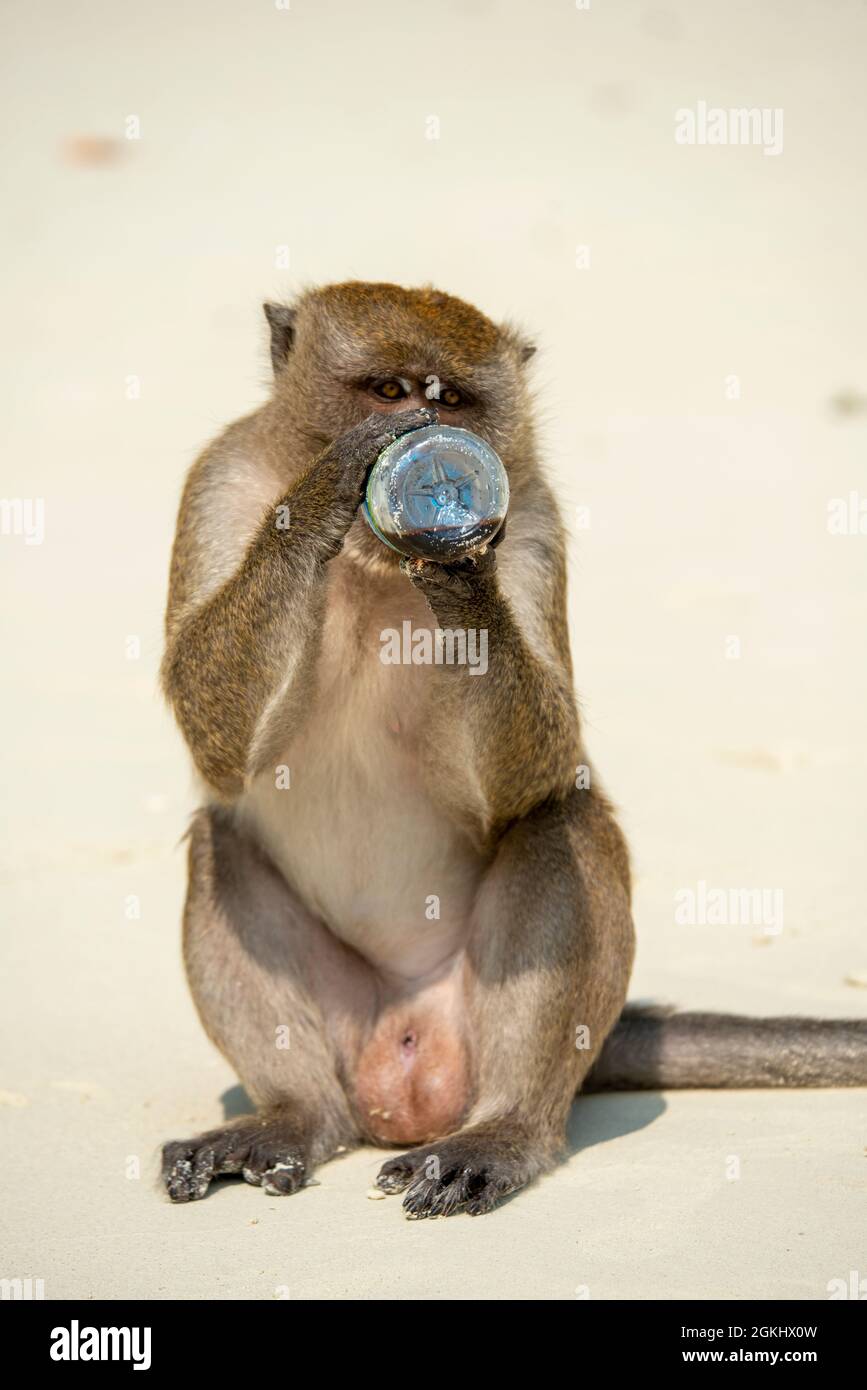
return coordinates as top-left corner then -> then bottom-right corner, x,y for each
295,407 -> 437,561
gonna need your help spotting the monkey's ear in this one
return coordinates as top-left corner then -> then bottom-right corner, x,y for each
263,302 -> 297,373
520,343 -> 537,364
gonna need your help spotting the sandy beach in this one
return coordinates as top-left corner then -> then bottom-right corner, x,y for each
2,0 -> 866,1299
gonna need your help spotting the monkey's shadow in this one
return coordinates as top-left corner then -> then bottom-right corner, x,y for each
564,1090 -> 666,1155
221,1086 -> 666,1157
221,1085 -> 257,1120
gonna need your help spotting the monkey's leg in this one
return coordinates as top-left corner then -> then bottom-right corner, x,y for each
163,808 -> 371,1202
376,790 -> 634,1217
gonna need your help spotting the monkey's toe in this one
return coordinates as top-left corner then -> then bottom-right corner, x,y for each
463,1174 -> 519,1216
162,1140 -> 218,1202
242,1148 -> 307,1196
376,1134 -> 529,1218
402,1166 -> 480,1218
402,1161 -> 518,1219
375,1154 -> 417,1194
162,1120 -> 308,1202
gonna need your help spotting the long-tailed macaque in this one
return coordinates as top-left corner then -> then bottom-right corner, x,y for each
161,282 -> 867,1217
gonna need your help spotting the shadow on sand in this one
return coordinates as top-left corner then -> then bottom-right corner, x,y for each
221,1084 -> 666,1155
221,1084 -> 255,1120
565,1090 -> 666,1155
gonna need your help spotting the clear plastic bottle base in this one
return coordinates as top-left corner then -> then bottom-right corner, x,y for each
363,424 -> 509,561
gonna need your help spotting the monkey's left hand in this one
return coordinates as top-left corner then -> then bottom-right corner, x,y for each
400,546 -> 500,625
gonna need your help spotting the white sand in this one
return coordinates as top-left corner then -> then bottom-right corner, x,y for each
2,0 -> 866,1299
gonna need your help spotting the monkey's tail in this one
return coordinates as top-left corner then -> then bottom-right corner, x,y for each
584,1004 -> 867,1090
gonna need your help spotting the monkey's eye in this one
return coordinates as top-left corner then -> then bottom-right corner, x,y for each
439,386 -> 464,408
372,379 -> 408,401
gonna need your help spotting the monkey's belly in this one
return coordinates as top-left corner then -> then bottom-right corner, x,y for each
353,973 -> 471,1145
240,739 -> 483,978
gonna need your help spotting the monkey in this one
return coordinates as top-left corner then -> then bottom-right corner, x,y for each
160,281 -> 867,1217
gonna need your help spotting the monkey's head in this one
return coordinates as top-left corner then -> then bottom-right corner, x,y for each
263,281 -> 537,569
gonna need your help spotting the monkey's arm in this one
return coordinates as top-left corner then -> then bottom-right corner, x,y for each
163,408 -> 435,798
404,534 -> 580,829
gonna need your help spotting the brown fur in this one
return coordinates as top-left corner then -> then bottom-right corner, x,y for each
587,1006 -> 867,1090
160,281 -> 865,1218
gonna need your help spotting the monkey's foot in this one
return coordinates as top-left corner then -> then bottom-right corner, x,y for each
375,1127 -> 538,1218
162,1116 -> 308,1202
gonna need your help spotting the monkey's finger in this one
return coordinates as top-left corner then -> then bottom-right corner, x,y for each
400,550 -> 496,596
382,404 -> 439,435
453,547 -> 497,576
398,555 -> 430,583
329,408 -> 438,481
356,406 -> 438,453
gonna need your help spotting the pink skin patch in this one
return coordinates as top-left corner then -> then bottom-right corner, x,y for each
354,1000 -> 469,1146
